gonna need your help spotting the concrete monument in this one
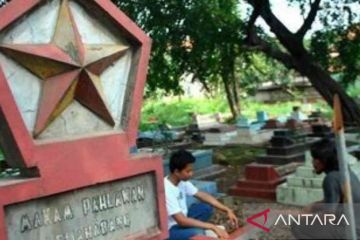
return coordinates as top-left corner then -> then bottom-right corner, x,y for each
0,0 -> 167,239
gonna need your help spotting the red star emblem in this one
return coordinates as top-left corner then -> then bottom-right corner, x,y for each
0,0 -> 129,137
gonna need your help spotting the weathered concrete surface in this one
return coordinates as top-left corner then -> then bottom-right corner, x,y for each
0,1 -> 165,240
0,0 -> 133,140
277,152 -> 360,206
6,173 -> 158,240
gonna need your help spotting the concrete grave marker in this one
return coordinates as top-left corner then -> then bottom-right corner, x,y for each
256,111 -> 268,122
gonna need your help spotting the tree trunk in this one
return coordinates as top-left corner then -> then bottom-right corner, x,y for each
262,46 -> 360,125
296,57 -> 360,125
221,47 -> 240,119
222,77 -> 238,120
245,0 -> 360,126
231,73 -> 241,115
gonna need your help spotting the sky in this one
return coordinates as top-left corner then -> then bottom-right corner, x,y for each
239,0 -> 323,38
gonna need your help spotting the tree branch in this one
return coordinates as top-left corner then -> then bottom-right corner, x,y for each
246,0 -> 305,57
244,2 -> 262,47
253,40 -> 296,70
244,1 -> 297,70
343,6 -> 354,25
296,0 -> 321,38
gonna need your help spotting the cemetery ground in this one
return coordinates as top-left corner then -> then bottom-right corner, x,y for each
138,98 -> 334,239
195,144 -> 301,239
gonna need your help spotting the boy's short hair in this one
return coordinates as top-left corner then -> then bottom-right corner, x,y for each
169,150 -> 195,173
310,138 -> 339,172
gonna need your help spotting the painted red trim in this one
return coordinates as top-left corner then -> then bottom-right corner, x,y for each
93,0 -> 151,44
0,208 -> 6,240
0,1 -> 163,239
127,43 -> 152,146
0,0 -> 40,31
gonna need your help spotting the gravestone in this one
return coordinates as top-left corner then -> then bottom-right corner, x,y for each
229,162 -> 301,200
309,124 -> 333,138
192,113 -> 237,146
203,130 -> 237,146
231,114 -> 273,145
230,129 -> 316,200
256,111 -> 268,123
345,127 -> 360,143
256,129 -> 315,164
236,116 -> 250,128
262,119 -> 283,129
285,119 -> 312,132
276,151 -> 325,206
277,151 -> 360,206
0,1 -> 167,239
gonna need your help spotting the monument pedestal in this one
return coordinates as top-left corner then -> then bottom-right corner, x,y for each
0,0 -> 167,239
0,153 -> 167,240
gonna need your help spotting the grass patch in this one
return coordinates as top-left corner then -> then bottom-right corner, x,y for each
140,97 -> 331,130
213,145 -> 264,166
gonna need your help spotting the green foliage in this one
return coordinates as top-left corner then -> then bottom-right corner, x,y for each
288,0 -> 359,29
347,80 -> 360,98
214,146 -> 264,166
311,24 -> 360,87
112,0 -> 244,97
236,51 -> 297,95
140,97 -> 331,130
140,97 -> 229,130
113,0 -> 359,119
305,1 -> 360,87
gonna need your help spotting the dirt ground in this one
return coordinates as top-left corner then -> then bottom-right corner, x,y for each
206,145 -> 302,240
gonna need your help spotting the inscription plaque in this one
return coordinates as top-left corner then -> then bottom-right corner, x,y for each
5,173 -> 159,240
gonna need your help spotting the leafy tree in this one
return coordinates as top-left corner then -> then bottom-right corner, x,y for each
2,0 -> 359,123
243,0 -> 360,124
113,0 -> 245,118
236,51 -> 298,97
311,24 -> 360,87
116,0 -> 360,123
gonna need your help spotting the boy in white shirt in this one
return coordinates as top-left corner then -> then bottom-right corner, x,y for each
165,150 -> 238,240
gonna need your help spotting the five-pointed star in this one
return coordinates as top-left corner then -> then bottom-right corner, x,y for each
0,0 -> 129,137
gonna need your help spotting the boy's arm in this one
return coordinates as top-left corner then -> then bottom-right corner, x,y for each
172,212 -> 229,239
194,191 -> 238,226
